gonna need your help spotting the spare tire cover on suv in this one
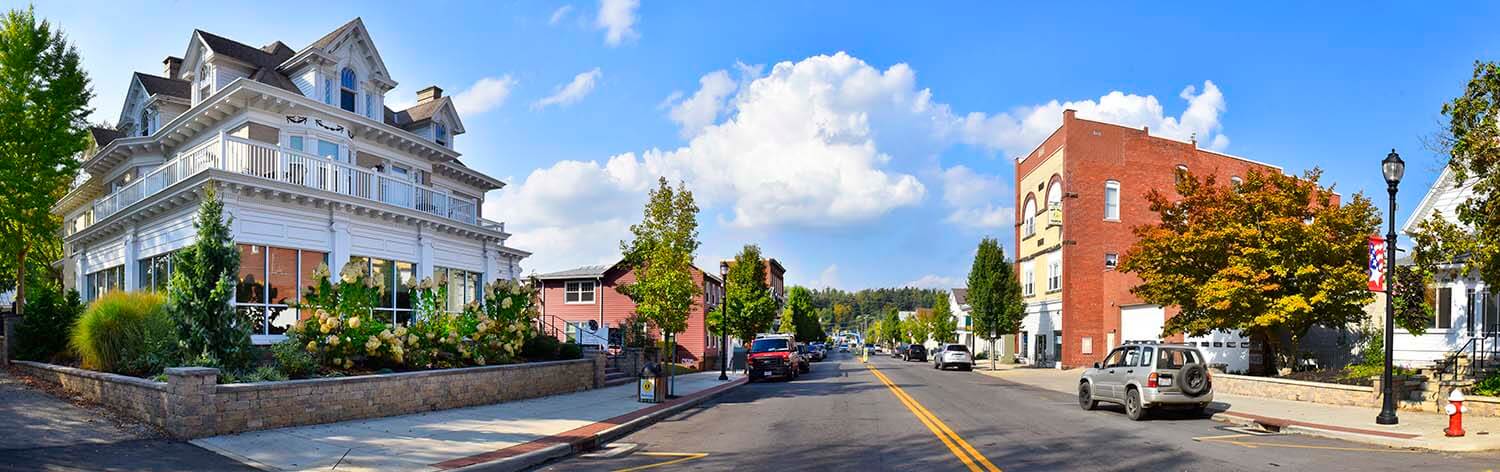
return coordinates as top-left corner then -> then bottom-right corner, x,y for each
1179,363 -> 1209,396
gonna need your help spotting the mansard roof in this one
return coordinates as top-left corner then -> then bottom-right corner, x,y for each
133,72 -> 190,100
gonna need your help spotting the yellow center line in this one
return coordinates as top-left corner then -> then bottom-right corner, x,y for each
866,364 -> 1003,472
612,452 -> 709,472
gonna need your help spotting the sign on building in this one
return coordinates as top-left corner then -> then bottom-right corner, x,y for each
1367,235 -> 1386,292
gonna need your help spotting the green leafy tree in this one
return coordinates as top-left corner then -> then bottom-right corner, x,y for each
1119,169 -> 1379,374
903,312 -> 930,345
1415,61 -> 1500,293
617,178 -> 701,371
968,237 -> 1023,370
711,245 -> 775,344
878,308 -> 902,346
782,286 -> 821,342
0,7 -> 92,317
167,186 -> 253,370
929,293 -> 958,343
15,276 -> 82,362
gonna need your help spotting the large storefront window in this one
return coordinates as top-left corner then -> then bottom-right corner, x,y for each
137,252 -> 173,291
433,266 -> 482,312
237,244 -> 327,338
84,265 -> 124,302
353,256 -> 416,326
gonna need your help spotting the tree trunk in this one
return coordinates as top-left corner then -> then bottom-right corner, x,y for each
989,337 -> 997,371
15,242 -> 28,317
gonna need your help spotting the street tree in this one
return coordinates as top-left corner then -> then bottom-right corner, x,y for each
618,177 -> 701,371
929,293 -> 958,343
968,237 -> 1023,370
879,308 -> 902,346
0,7 -> 92,316
1120,168 -> 1379,374
1411,61 -> 1500,312
833,303 -> 852,330
782,286 -> 821,342
712,244 -> 776,344
905,310 -> 932,345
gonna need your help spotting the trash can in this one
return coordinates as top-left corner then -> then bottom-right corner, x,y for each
638,361 -> 666,403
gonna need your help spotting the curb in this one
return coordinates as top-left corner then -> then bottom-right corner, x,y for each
1209,412 -> 1498,452
452,377 -> 748,472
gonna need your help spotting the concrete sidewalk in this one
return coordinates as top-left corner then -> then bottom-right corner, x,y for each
195,371 -> 745,471
977,367 -> 1500,452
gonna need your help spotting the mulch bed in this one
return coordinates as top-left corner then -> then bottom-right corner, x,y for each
1279,368 -> 1372,387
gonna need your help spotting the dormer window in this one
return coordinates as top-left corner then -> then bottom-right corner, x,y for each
197,64 -> 211,102
138,108 -> 150,136
340,68 -> 357,113
435,122 -> 448,147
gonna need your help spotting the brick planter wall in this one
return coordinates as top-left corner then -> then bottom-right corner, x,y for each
13,352 -> 606,439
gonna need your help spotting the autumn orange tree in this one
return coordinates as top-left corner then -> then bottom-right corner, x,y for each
1119,168 -> 1379,374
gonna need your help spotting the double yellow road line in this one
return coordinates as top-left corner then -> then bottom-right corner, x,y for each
866,365 -> 1002,472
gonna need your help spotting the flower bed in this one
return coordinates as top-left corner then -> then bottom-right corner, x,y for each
12,353 -> 605,439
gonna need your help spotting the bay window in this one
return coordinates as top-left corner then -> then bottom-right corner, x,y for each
433,266 -> 482,312
137,252 -> 174,291
84,265 -> 124,302
236,244 -> 327,339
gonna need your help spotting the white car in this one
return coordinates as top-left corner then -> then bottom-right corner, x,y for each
932,344 -> 973,371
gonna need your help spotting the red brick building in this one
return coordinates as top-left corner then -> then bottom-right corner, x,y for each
1013,110 -> 1281,368
534,260 -> 724,367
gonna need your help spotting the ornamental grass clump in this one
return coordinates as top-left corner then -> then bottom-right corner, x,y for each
69,291 -> 175,376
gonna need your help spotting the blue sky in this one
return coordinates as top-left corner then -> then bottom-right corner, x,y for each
22,1 -> 1500,290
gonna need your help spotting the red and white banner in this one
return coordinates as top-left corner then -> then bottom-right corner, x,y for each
1368,235 -> 1387,292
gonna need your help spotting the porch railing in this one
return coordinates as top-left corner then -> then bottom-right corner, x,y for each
90,136 -> 481,227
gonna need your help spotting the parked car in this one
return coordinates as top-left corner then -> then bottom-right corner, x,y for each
748,335 -> 807,382
865,343 -> 876,355
806,344 -> 825,362
838,344 -> 850,353
903,344 -> 927,362
1078,344 -> 1214,420
891,343 -> 907,358
932,344 -> 971,370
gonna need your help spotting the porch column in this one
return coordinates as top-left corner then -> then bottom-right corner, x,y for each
417,225 -> 435,280
329,217 -> 351,272
122,227 -> 139,291
73,246 -> 87,296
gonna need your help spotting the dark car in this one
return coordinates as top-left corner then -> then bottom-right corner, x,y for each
748,336 -> 805,382
892,343 -> 908,358
903,344 -> 927,362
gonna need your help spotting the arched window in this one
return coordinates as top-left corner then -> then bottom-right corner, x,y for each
1046,180 -> 1063,208
197,63 -> 211,102
435,122 -> 448,146
139,108 -> 150,136
1231,176 -> 1243,190
1023,197 -> 1037,238
340,68 -> 358,112
1175,165 -> 1189,186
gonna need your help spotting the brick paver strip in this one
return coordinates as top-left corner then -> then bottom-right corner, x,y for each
433,377 -> 748,469
1219,411 -> 1422,439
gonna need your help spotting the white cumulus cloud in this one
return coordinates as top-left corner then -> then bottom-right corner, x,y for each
810,264 -> 841,290
939,165 -> 1012,229
596,0 -> 640,47
533,68 -> 603,110
549,5 -> 575,25
452,75 -> 518,115
950,80 -> 1230,156
664,70 -> 736,138
905,274 -> 961,290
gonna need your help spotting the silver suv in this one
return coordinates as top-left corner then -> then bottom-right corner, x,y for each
1078,344 -> 1213,420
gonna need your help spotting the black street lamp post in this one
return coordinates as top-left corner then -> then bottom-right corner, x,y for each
1377,149 -> 1404,426
719,261 -> 730,381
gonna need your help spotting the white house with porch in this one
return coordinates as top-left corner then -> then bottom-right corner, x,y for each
1393,164 -> 1496,369
53,18 -> 529,344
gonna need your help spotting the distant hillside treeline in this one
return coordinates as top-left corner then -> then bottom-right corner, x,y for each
807,287 -> 946,317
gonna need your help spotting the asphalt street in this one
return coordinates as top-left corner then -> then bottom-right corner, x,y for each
541,351 -> 1498,471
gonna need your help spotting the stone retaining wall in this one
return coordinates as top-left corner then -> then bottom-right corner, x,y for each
1215,373 -> 1500,416
12,352 -> 606,439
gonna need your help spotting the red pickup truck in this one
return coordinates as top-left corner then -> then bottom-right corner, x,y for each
747,335 -> 808,382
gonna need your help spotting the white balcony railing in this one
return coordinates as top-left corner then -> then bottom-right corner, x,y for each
90,135 -> 480,227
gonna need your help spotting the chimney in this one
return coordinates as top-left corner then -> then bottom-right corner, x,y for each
1062,109 -> 1076,122
163,56 -> 183,79
417,85 -> 443,105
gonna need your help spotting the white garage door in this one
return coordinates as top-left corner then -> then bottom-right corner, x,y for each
1120,305 -> 1165,343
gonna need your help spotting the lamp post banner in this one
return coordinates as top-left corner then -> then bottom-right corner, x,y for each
1368,235 -> 1387,292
